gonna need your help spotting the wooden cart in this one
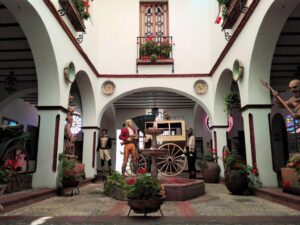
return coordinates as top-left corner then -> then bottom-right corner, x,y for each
144,120 -> 187,176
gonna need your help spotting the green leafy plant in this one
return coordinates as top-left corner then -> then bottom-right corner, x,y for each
224,152 -> 261,188
0,166 -> 15,185
104,171 -> 130,195
286,154 -> 300,176
224,91 -> 239,110
127,174 -> 161,200
58,153 -> 80,182
140,36 -> 172,59
217,0 -> 231,19
71,0 -> 91,20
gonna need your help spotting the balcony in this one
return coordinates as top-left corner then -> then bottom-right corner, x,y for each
136,36 -> 174,66
58,0 -> 86,32
222,0 -> 248,30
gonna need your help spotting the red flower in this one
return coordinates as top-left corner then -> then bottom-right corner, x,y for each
251,167 -> 259,176
84,0 -> 90,14
137,167 -> 146,174
215,16 -> 222,24
283,180 -> 290,188
126,178 -> 136,185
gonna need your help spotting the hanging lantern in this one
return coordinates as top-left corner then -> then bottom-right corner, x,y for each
4,72 -> 17,93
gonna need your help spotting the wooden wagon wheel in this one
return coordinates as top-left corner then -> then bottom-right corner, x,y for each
157,143 -> 187,176
126,154 -> 147,176
1,144 -> 29,192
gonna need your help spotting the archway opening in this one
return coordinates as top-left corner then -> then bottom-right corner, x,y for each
98,89 -> 212,178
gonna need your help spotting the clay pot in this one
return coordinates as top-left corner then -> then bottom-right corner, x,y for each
128,196 -> 165,215
62,179 -> 80,188
225,170 -> 248,195
281,167 -> 300,195
202,161 -> 220,183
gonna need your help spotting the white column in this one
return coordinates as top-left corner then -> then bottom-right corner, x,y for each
211,126 -> 227,177
242,107 -> 277,187
32,108 -> 66,188
82,127 -> 99,178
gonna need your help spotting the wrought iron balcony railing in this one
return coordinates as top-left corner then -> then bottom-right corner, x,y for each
137,36 -> 174,63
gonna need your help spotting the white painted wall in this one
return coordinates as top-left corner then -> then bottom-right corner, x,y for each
0,99 -> 38,130
96,0 -> 211,74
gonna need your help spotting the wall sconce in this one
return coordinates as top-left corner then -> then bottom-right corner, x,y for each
4,71 -> 17,93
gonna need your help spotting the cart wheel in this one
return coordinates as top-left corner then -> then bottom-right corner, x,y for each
158,143 -> 187,176
1,144 -> 29,192
126,154 -> 147,176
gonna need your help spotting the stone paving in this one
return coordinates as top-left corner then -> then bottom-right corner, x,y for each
0,182 -> 300,224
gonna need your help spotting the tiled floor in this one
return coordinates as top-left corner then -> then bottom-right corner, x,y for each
0,182 -> 300,224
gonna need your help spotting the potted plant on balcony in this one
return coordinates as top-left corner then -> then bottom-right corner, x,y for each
201,149 -> 220,183
127,171 -> 165,216
139,36 -> 172,62
215,0 -> 232,24
281,154 -> 300,195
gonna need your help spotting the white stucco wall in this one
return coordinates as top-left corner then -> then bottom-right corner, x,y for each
97,0 -> 211,74
0,99 -> 38,130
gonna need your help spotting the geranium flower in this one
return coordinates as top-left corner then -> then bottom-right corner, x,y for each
251,167 -> 259,176
215,16 -> 222,24
127,178 -> 136,185
283,180 -> 290,188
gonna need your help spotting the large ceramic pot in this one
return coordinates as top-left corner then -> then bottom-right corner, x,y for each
281,167 -> 300,195
225,170 -> 248,195
62,179 -> 80,188
0,184 -> 7,195
128,196 -> 165,215
202,161 -> 220,183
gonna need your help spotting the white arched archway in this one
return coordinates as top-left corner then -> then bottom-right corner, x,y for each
98,86 -> 212,125
1,0 -> 61,106
248,0 -> 300,104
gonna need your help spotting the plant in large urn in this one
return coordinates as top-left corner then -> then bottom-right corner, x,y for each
224,152 -> 259,195
201,148 -> 220,183
58,153 -> 81,189
127,171 -> 165,216
281,154 -> 300,195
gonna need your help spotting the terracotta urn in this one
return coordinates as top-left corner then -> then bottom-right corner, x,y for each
202,161 -> 220,183
224,170 -> 248,195
281,167 -> 300,195
128,196 -> 165,215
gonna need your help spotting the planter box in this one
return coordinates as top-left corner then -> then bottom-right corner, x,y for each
59,0 -> 86,32
281,167 -> 300,195
222,0 -> 247,29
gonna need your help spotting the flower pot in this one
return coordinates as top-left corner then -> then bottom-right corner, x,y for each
62,179 -> 80,188
0,184 -> 7,195
202,161 -> 220,183
225,170 -> 248,195
281,167 -> 300,195
128,196 -> 165,215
